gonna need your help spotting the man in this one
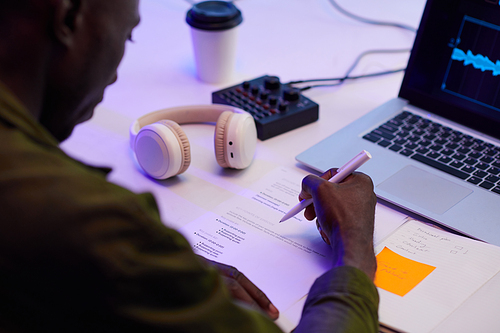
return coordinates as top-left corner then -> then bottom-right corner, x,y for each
0,0 -> 379,331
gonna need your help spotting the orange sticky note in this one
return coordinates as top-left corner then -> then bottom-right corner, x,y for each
374,247 -> 436,297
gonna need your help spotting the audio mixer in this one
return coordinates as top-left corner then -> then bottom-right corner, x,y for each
212,75 -> 319,140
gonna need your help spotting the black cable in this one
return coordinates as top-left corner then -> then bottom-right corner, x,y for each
286,48 -> 410,90
294,68 -> 406,91
283,0 -> 419,92
343,48 -> 411,76
328,0 -> 417,33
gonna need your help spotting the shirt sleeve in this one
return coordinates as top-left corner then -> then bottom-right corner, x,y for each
293,266 -> 379,333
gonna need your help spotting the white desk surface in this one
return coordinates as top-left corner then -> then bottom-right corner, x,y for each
62,0 -> 423,228
60,1 -> 499,332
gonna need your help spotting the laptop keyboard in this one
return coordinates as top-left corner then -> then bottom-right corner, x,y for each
363,110 -> 500,195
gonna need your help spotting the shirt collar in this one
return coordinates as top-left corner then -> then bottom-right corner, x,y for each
0,81 -> 112,176
0,80 -> 59,147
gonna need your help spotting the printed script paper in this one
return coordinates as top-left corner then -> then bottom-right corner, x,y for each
180,167 -> 331,312
180,167 -> 407,331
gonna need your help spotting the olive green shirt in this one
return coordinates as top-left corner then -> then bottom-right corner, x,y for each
0,82 -> 378,332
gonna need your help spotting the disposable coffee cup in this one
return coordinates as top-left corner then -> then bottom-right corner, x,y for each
186,1 -> 243,84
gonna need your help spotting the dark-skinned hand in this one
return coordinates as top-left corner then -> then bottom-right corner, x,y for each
299,169 -> 377,280
197,256 -> 280,320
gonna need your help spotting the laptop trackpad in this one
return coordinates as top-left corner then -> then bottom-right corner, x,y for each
377,165 -> 473,215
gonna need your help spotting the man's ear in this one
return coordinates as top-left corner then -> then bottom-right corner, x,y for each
52,0 -> 82,46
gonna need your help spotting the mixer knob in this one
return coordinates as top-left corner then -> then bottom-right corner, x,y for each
283,88 -> 300,102
264,76 -> 281,90
278,102 -> 289,112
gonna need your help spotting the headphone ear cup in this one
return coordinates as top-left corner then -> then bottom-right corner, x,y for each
158,120 -> 191,175
214,111 -> 257,169
214,111 -> 233,168
134,120 -> 191,179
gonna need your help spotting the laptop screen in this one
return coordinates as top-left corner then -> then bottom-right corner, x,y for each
399,0 -> 500,140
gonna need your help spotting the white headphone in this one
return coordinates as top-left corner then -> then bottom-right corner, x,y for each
129,104 -> 257,179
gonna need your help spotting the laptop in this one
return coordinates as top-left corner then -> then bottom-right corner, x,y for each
296,0 -> 500,246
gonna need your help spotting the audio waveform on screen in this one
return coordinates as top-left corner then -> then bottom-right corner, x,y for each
441,15 -> 500,111
451,48 -> 500,76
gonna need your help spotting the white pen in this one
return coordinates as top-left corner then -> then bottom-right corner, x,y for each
280,150 -> 372,223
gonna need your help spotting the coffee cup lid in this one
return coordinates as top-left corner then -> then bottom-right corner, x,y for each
186,1 -> 243,31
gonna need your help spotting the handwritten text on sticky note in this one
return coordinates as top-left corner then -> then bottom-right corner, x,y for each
375,247 -> 436,297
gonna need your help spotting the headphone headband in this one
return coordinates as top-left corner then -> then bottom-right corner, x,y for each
130,104 -> 245,149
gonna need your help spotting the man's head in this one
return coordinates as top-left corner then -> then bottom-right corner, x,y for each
0,0 -> 140,141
